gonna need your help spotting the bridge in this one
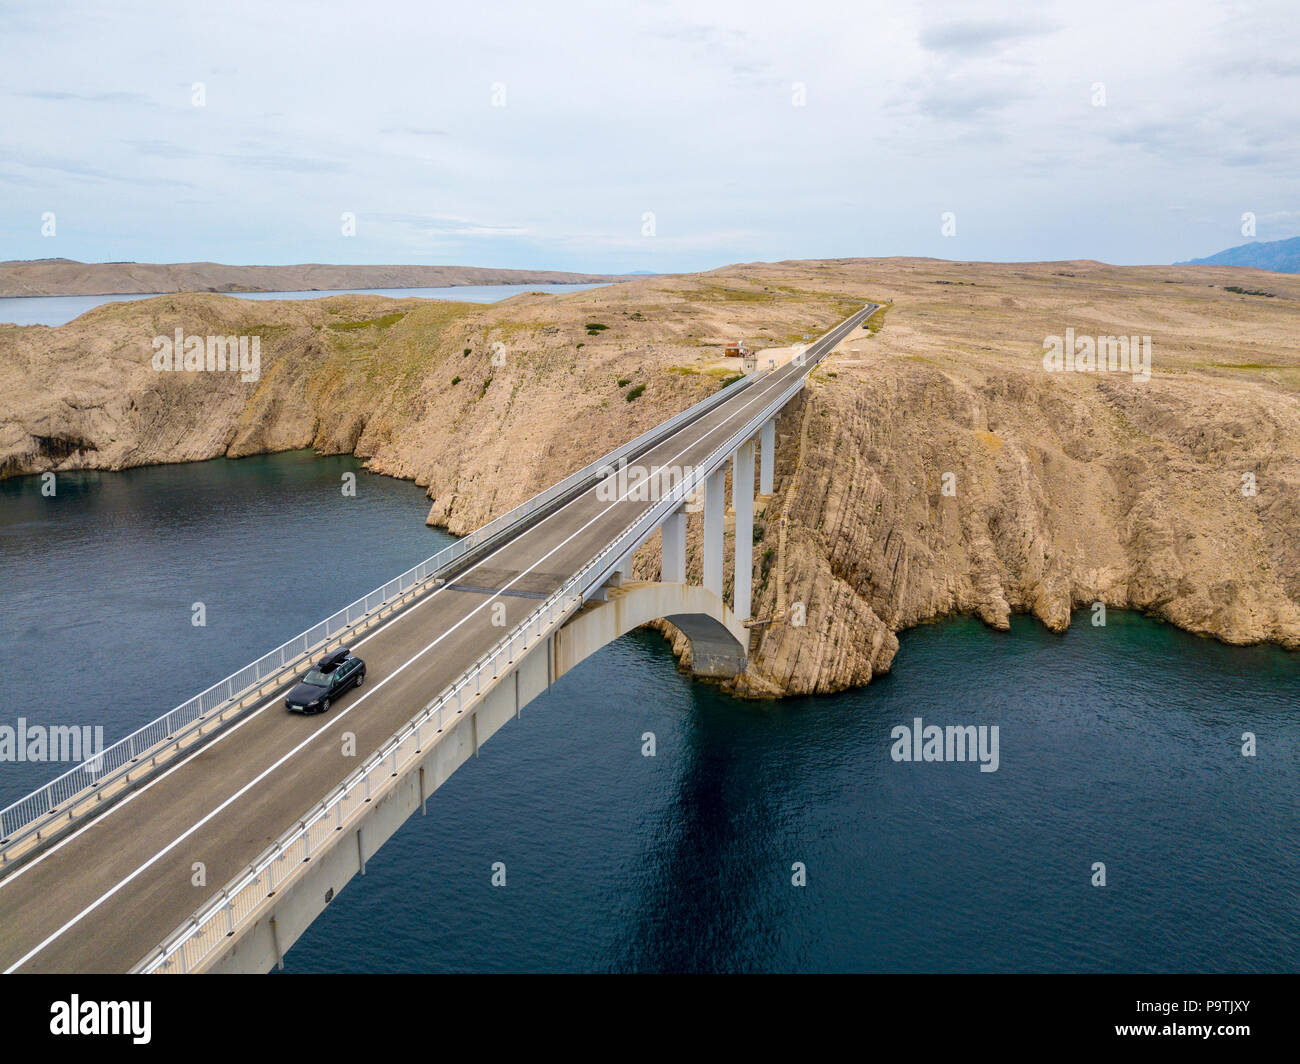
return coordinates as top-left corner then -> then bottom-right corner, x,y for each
0,304 -> 877,972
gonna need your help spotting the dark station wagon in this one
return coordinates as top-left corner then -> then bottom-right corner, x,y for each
285,647 -> 366,714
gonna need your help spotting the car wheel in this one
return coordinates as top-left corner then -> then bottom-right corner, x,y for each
321,698 -> 331,714
356,671 -> 364,688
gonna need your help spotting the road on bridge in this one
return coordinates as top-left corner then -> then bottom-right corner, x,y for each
0,304 -> 874,972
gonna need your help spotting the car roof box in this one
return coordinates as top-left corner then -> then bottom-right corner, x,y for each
317,648 -> 350,670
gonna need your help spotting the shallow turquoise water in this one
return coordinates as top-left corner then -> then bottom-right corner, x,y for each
1,453 -> 1297,972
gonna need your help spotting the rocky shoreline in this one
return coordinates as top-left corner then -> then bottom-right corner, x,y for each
3,258 -> 1297,695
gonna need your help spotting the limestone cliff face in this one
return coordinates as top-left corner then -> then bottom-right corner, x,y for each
3,259 -> 1298,695
713,263 -> 1300,695
721,360 -> 1300,698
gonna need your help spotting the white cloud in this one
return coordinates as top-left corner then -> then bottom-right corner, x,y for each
0,0 -> 1295,269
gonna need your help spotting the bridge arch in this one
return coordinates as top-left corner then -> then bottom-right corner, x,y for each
553,581 -> 749,681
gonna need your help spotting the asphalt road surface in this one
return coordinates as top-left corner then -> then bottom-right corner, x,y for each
0,304 -> 874,972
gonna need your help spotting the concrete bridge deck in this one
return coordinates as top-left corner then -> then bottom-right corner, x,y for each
0,304 -> 873,972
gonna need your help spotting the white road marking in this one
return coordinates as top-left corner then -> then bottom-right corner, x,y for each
1,307 -> 869,971
0,310 -> 858,892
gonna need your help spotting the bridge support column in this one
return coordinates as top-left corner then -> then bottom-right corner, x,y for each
703,467 -> 725,599
732,441 -> 754,622
607,556 -> 631,587
661,507 -> 687,584
760,419 -> 775,495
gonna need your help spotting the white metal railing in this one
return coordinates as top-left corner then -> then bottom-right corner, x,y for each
0,370 -> 758,862
132,307 -> 869,974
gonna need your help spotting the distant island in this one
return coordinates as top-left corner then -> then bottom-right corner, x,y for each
0,259 -> 639,299
1176,235 -> 1300,273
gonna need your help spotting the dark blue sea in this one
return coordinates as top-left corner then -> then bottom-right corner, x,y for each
1,452 -> 1296,972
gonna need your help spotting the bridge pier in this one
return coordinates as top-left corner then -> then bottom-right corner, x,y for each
732,441 -> 754,622
760,419 -> 775,495
703,467 -> 725,599
661,507 -> 687,584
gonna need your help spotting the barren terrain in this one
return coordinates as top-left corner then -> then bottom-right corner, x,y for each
3,258 -> 1297,694
0,258 -> 634,298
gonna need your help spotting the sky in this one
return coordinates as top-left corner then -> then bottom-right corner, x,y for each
1,0 -> 1297,273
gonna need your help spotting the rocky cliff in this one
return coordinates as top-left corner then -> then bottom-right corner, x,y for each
3,259 -> 1297,694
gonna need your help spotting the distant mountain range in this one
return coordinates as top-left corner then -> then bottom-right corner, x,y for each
1176,235 -> 1300,273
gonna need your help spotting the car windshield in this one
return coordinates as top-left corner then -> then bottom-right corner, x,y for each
301,668 -> 335,687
